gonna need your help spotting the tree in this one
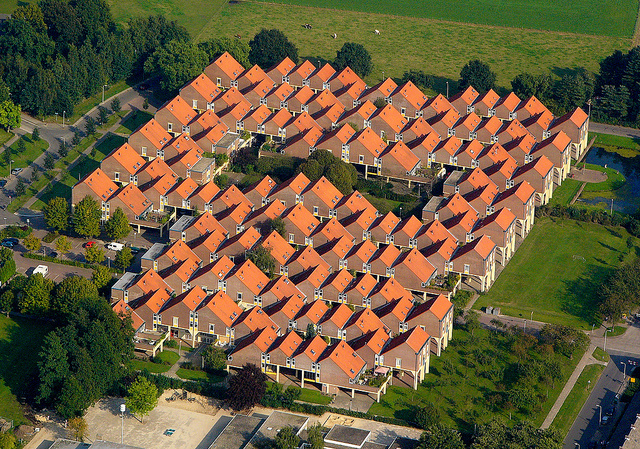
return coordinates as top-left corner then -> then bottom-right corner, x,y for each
400,70 -> 433,91
554,68 -> 594,112
274,426 -> 300,449
126,376 -> 158,423
145,40 -> 209,96
0,100 -> 21,131
307,423 -> 324,449
267,217 -> 286,237
198,37 -> 251,68
51,276 -> 98,318
246,246 -> 276,277
23,233 -> 41,252
73,195 -> 101,237
44,152 -> 55,170
17,138 -> 26,153
306,323 -> 316,339
334,42 -> 373,77
299,159 -> 324,182
85,245 -> 105,264
58,142 -> 68,157
32,127 -> 40,141
115,247 -> 133,270
0,431 -> 16,449
203,345 -> 227,373
92,265 -> 112,289
471,420 -> 561,449
44,197 -> 69,231
15,178 -> 25,196
418,424 -> 465,449
18,273 -> 54,315
598,85 -> 630,120
55,235 -> 72,254
142,98 -> 149,110
84,116 -> 96,136
0,248 -> 16,283
465,310 -> 480,337
98,106 -> 109,125
459,59 -> 496,93
325,162 -> 356,195
0,291 -> 13,317
68,417 -> 88,442
511,72 -> 552,101
248,29 -> 298,68
110,97 -> 121,113
227,363 -> 267,410
415,403 -> 440,430
72,130 -> 81,146
104,208 -> 131,240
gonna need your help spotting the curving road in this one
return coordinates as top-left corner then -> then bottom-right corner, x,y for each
589,122 -> 640,139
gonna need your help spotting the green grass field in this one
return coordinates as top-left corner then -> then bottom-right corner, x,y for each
369,325 -> 584,432
473,218 -> 634,328
0,315 -> 53,425
130,359 -> 171,373
549,178 -> 583,207
581,163 -> 626,193
590,132 -> 640,159
176,368 -> 224,383
116,110 -> 154,134
0,129 -> 13,147
298,387 -> 332,405
550,364 -> 605,437
154,350 -> 180,365
252,0 -> 638,38
592,347 -> 610,362
0,136 -> 49,177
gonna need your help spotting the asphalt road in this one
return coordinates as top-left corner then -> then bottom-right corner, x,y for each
564,351 -> 639,448
589,122 -> 640,139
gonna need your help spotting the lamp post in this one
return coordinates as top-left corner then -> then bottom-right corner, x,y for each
27,218 -> 30,229
9,160 -> 13,177
62,110 -> 66,126
399,206 -> 403,218
524,319 -> 527,333
446,81 -> 449,99
575,443 -> 580,449
102,84 -> 108,103
604,328 -> 612,352
120,403 -> 126,444
597,404 -> 602,425
591,323 -> 596,335
622,361 -> 627,381
55,112 -> 58,124
107,256 -> 110,268
530,311 -> 533,321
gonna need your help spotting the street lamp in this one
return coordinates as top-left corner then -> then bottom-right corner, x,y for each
575,443 -> 580,449
597,404 -> 602,425
120,403 -> 126,444
26,218 -> 30,229
9,160 -> 14,177
591,323 -> 596,335
530,311 -> 533,321
446,81 -> 449,99
622,361 -> 627,380
54,112 -> 58,124
524,319 -> 527,333
62,110 -> 66,126
102,84 -> 108,103
107,256 -> 110,268
604,328 -> 613,352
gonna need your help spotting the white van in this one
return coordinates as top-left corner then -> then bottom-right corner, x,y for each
33,265 -> 49,277
107,242 -> 125,251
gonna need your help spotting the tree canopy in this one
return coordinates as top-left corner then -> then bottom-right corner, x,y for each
198,37 -> 250,68
73,196 -> 101,238
126,376 -> 159,423
144,40 -> 209,97
333,42 -> 373,77
227,363 -> 267,410
458,60 -> 496,93
248,29 -> 298,68
104,208 -> 131,240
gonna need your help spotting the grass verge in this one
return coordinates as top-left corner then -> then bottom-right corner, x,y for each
473,218 -> 634,328
590,132 -> 640,158
154,350 -> 180,365
549,179 -> 583,207
176,368 -> 224,383
550,364 -> 605,436
298,387 -> 332,405
606,325 -> 627,337
116,110 -> 154,134
593,347 -> 610,362
130,359 -> 171,374
0,129 -> 13,147
0,136 -> 49,177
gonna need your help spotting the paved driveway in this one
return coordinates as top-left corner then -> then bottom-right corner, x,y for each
13,251 -> 94,282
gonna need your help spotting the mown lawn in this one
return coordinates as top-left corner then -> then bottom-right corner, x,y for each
0,129 -> 13,147
473,218 -> 634,328
298,387 -> 332,405
549,178 -> 583,207
0,315 -> 54,425
130,359 -> 171,373
116,110 -> 154,134
550,364 -> 605,437
581,163 -> 626,193
154,350 -> 180,365
250,0 -> 638,38
369,325 -> 585,433
592,347 -> 610,362
176,368 -> 224,383
0,136 -> 49,177
590,132 -> 640,158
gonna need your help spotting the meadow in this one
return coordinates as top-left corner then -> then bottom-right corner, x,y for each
473,218 -> 636,328
251,0 -> 639,38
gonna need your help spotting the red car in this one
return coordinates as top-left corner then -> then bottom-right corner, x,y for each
84,241 -> 97,248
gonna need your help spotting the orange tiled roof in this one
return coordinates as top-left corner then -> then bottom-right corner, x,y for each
165,285 -> 207,312
408,294 -> 452,321
373,104 -> 408,133
418,219 -> 456,244
191,182 -> 221,205
232,260 -> 270,295
450,85 -> 479,108
160,96 -> 195,126
424,93 -> 454,115
481,206 -> 516,232
264,276 -> 305,302
295,334 -> 327,361
435,136 -> 463,157
367,78 -> 398,99
394,215 -> 422,239
292,60 -> 316,80
373,277 -> 413,303
163,239 -> 201,265
475,89 -> 500,109
376,296 -> 413,322
211,52 -> 244,80
271,331 -> 303,357
403,117 -> 436,138
190,211 -> 228,237
134,118 -> 171,149
322,303 -> 353,329
296,299 -> 329,325
290,85 -> 315,105
315,217 -> 354,243
324,268 -> 354,292
536,131 -> 571,154
284,203 -> 320,237
262,231 -> 295,265
354,127 -> 386,158
460,139 -> 483,160
105,143 -> 145,175
335,66 -> 363,89
394,249 -> 436,283
497,92 -> 521,112
270,82 -> 294,101
290,245 -> 330,272
140,158 -> 177,183
216,184 -> 253,210
269,57 -> 296,77
268,108 -> 293,128
248,105 -> 271,125
287,111 -> 320,134
385,325 -> 430,353
171,177 -> 198,200
321,340 -> 365,379
382,141 -> 420,172
347,308 -> 387,335
306,176 -> 343,208
372,243 -> 401,267
241,64 -> 272,87
395,81 -> 428,110
265,294 -> 305,320
183,74 -> 221,102
114,183 -> 152,216
314,63 -> 336,83
168,133 -> 203,157
312,89 -> 341,110
134,269 -> 173,296
200,290 -> 241,327
190,227 -> 226,253
457,112 -> 481,131
477,115 -> 503,136
112,299 -> 144,330
132,289 -> 170,315
209,255 -> 235,280
78,168 -> 118,201
193,109 -> 224,132
348,272 -> 377,298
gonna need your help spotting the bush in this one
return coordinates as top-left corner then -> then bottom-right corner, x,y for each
0,225 -> 32,239
42,231 -> 59,243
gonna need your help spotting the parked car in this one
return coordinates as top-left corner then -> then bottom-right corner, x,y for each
0,180 -> 7,187
1,240 -> 14,248
606,406 -> 615,416
84,241 -> 97,248
107,242 -> 124,251
49,251 -> 58,258
32,265 -> 49,277
10,168 -> 22,175
601,415 -> 610,425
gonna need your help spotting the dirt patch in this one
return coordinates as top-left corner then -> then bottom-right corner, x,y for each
569,167 -> 607,183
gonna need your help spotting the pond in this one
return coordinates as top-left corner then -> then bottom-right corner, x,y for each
576,146 -> 640,213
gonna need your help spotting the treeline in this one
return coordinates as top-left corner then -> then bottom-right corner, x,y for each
599,257 -> 640,323
0,0 -> 188,117
536,204 -> 640,237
